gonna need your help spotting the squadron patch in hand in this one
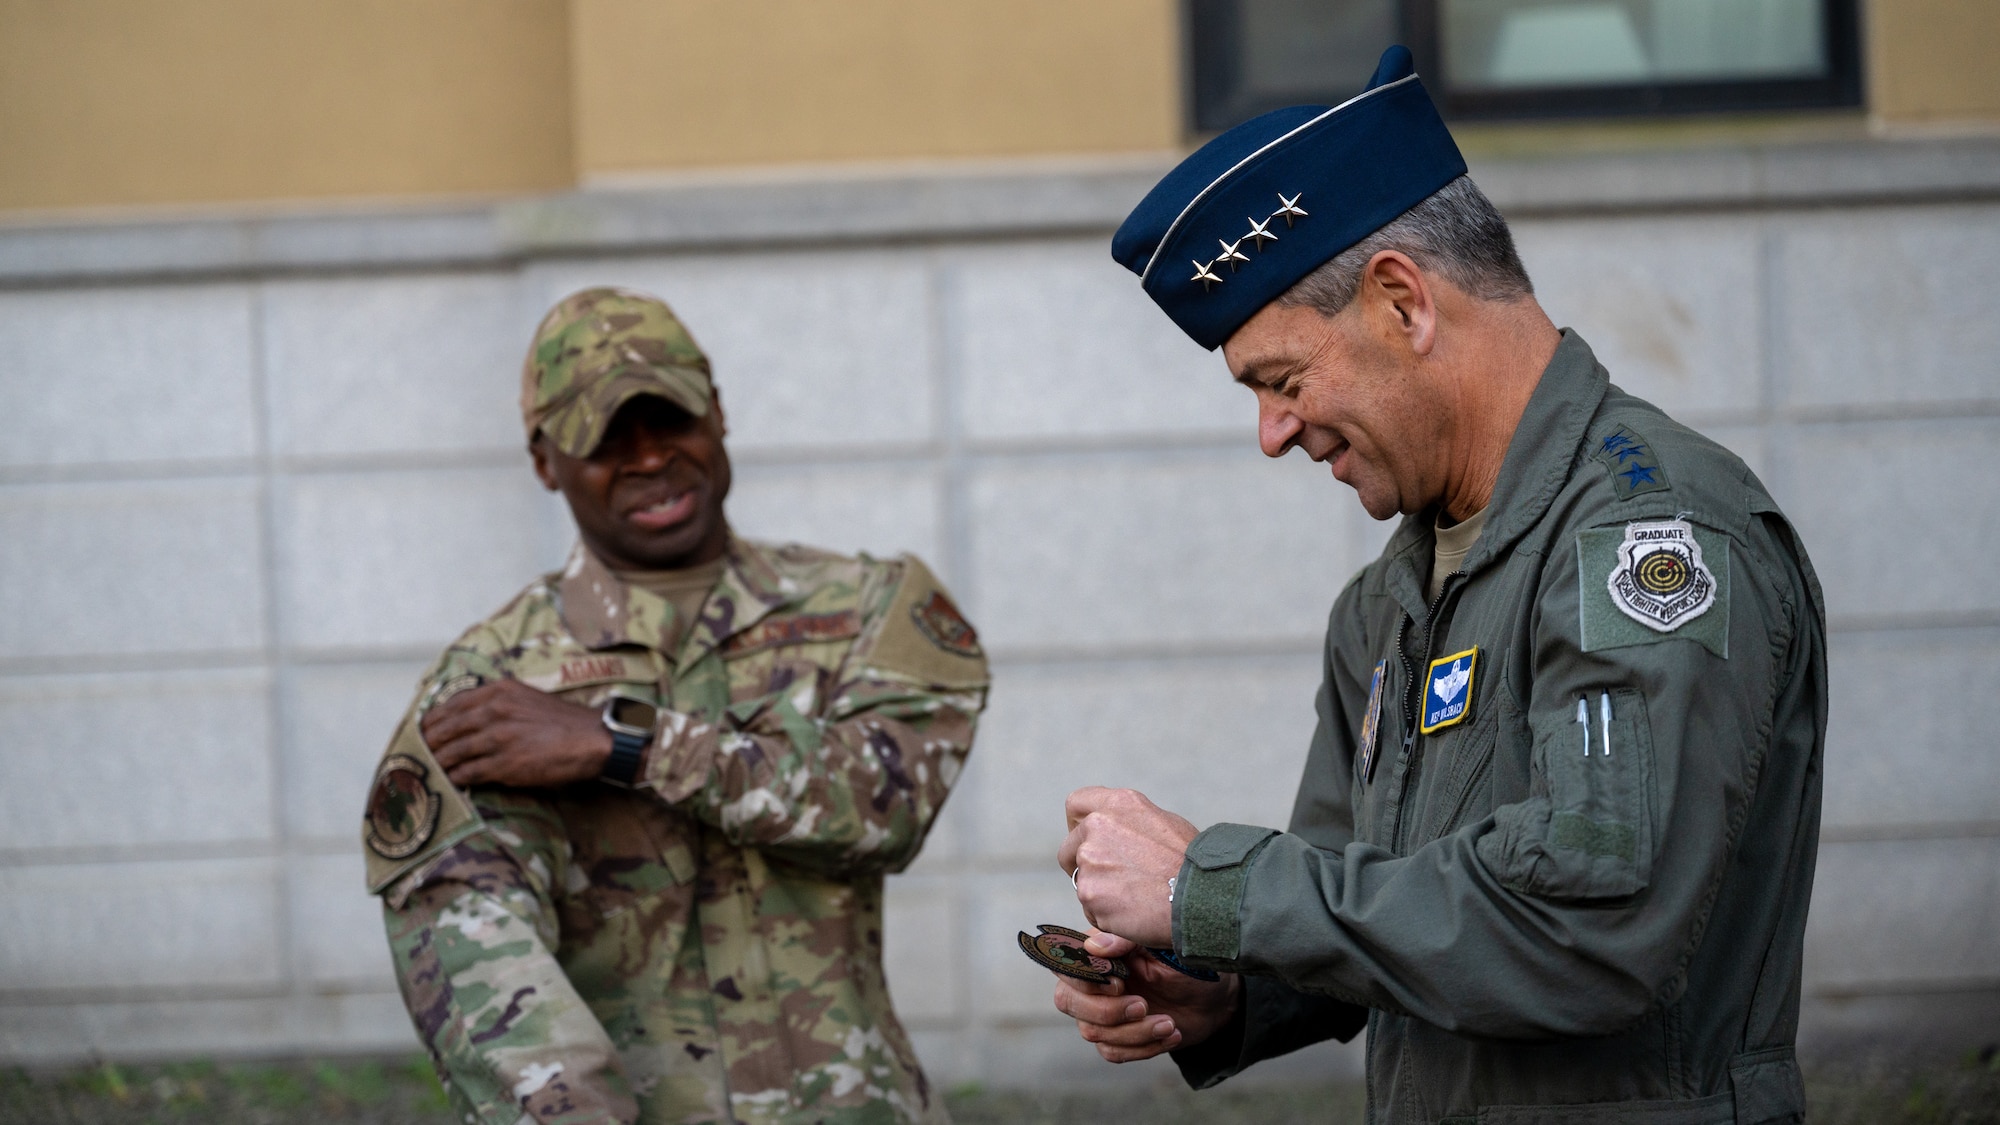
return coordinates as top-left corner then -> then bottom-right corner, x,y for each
365,755 -> 442,861
1017,924 -> 1128,984
1607,519 -> 1716,632
911,591 -> 980,657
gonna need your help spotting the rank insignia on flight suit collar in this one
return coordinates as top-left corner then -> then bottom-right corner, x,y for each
1358,659 -> 1387,783
1591,424 -> 1671,500
1420,647 -> 1478,735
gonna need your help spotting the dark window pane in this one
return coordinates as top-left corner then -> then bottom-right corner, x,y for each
1440,0 -> 1828,91
1240,0 -> 1401,102
1187,0 -> 1859,128
1189,0 -> 1401,130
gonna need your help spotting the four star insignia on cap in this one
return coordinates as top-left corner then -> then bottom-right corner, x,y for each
1186,196 -> 1310,294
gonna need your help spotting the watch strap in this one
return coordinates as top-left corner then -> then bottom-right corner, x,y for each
600,728 -> 647,788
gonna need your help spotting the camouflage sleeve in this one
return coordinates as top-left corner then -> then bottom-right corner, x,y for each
638,556 -> 989,876
384,791 -> 640,1125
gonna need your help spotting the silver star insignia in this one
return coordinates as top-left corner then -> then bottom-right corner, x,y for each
1273,193 -> 1308,227
1191,260 -> 1224,291
1245,217 -> 1278,249
1217,238 -> 1251,271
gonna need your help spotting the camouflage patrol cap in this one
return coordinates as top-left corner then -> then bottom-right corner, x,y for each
521,287 -> 715,458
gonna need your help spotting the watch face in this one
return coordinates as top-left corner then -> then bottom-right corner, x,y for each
606,695 -> 658,734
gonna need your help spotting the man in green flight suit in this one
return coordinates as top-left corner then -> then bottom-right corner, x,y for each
362,287 -> 988,1124
1052,48 -> 1826,1125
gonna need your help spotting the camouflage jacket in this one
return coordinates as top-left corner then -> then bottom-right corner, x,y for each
363,536 -> 988,1125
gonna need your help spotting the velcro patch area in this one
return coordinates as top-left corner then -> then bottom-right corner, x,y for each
1578,520 -> 1730,658
863,558 -> 989,689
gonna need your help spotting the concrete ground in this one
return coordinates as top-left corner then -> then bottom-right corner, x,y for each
4,1052 -> 1998,1124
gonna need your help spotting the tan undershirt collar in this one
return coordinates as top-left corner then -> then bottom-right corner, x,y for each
610,556 -> 726,652
1428,504 -> 1490,603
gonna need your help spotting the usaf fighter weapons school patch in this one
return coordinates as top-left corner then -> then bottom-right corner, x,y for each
1577,518 -> 1731,658
1420,647 -> 1478,735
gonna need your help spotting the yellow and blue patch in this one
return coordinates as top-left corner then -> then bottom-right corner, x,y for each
1357,658 -> 1387,783
1420,647 -> 1479,735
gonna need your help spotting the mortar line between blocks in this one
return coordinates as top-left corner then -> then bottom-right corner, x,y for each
247,280 -> 304,1024
926,246 -> 985,1072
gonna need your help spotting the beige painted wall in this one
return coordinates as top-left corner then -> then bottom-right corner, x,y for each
1868,0 -> 2000,126
4,0 -> 1999,216
568,0 -> 1181,177
0,0 -> 574,214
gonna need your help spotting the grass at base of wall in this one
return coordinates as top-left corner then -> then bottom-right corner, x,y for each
3,1050 -> 1997,1124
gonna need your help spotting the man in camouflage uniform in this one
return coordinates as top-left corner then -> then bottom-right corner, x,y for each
362,288 -> 988,1125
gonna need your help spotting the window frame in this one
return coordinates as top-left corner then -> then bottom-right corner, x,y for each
1187,0 -> 1865,132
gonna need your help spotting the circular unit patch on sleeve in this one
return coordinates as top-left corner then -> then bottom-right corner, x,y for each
911,590 -> 980,656
365,754 -> 443,861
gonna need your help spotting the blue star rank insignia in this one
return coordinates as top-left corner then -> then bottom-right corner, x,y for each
1591,424 -> 1671,500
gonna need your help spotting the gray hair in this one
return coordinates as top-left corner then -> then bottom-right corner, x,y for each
1276,175 -> 1532,317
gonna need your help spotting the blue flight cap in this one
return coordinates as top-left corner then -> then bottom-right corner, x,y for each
1112,46 -> 1467,350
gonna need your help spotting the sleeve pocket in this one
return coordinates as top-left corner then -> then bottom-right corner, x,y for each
1477,687 -> 1656,902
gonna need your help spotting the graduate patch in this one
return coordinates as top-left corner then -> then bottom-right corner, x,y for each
1357,659 -> 1387,783
1420,648 -> 1478,735
365,754 -> 441,861
1577,519 -> 1731,658
1607,519 -> 1716,631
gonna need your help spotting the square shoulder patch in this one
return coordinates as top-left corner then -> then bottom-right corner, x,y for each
1577,518 -> 1730,658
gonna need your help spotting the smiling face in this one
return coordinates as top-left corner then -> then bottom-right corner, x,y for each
532,393 -> 732,571
1223,298 -> 1449,521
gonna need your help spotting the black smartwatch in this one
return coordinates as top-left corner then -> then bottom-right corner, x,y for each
598,695 -> 658,788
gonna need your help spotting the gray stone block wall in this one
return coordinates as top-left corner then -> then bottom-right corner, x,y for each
1,139 -> 1995,1082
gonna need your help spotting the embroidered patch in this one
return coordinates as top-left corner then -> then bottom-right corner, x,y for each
514,652 -> 655,693
1577,521 -> 1731,658
1420,647 -> 1478,735
719,610 -> 861,657
1357,659 -> 1387,783
911,591 -> 980,657
1607,519 -> 1716,632
1591,424 -> 1671,500
365,754 -> 441,861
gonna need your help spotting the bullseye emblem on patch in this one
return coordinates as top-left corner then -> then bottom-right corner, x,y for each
1017,924 -> 1128,984
365,754 -> 441,861
1608,519 -> 1716,632
911,590 -> 981,657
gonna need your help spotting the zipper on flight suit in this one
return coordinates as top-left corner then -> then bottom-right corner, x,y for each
1390,571 -> 1462,853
